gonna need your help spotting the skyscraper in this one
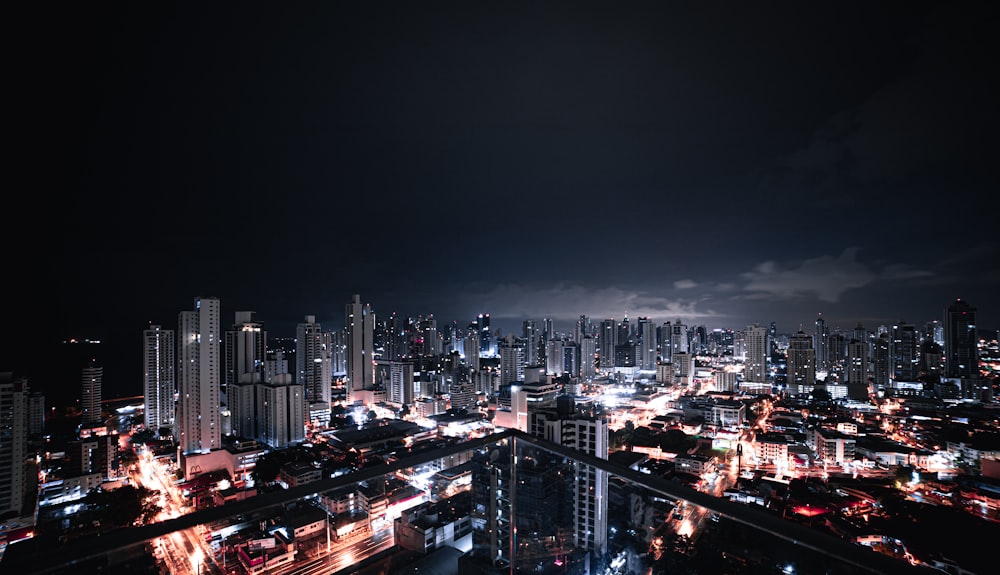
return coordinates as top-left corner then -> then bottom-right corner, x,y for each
346,294 -> 375,403
787,329 -> 815,395
846,337 -> 870,400
638,316 -> 656,370
499,334 -> 526,384
944,298 -> 979,379
81,360 -> 103,428
0,373 -> 30,517
297,315 -> 332,424
225,311 -> 265,387
478,313 -> 492,356
744,324 -> 769,384
598,319 -> 616,368
890,321 -> 919,382
176,296 -> 222,455
814,313 -> 829,371
671,321 -> 689,356
143,324 -> 175,434
522,319 -> 540,367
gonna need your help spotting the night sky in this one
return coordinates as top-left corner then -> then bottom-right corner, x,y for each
8,2 -> 999,398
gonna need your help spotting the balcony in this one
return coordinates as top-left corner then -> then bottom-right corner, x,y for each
1,428 -> 940,575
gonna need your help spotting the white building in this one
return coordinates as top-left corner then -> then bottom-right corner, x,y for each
177,296 -> 222,455
143,324 -> 175,433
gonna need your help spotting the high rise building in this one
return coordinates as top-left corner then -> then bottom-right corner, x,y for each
224,311 -> 266,440
225,311 -> 266,386
522,320 -> 540,367
297,315 -> 332,422
944,298 -> 979,379
872,333 -> 891,392
744,324 -> 769,384
660,320 -> 672,363
143,324 -> 175,434
671,321 -> 689,356
814,314 -> 829,371
346,294 -> 375,403
638,317 -> 656,370
528,396 -> 609,557
846,337 -> 870,400
256,379 -> 305,449
890,322 -> 919,382
580,335 -> 597,380
575,315 -> 591,344
0,373 -> 30,517
478,313 -> 493,356
176,296 -> 222,455
81,360 -> 103,428
787,330 -> 815,395
598,319 -> 616,368
499,334 -> 526,384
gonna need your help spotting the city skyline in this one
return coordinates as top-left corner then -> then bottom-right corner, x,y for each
7,3 -> 998,392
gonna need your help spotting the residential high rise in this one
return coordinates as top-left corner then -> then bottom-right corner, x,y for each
256,379 -> 305,449
176,296 -> 222,455
346,294 -> 375,403
787,329 -> 815,394
0,373 -> 30,517
499,334 -> 526,384
225,311 -> 266,386
528,396 -> 609,557
744,324 -> 769,384
297,315 -> 332,423
944,298 -> 979,379
81,360 -> 103,428
143,324 -> 175,434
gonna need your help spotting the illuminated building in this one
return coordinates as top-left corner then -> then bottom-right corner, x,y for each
177,296 -> 222,455
296,315 -> 332,425
787,329 -> 816,395
0,373 -> 29,517
944,298 -> 979,379
142,324 -> 175,434
744,323 -> 769,384
81,360 -> 103,428
346,294 -> 375,402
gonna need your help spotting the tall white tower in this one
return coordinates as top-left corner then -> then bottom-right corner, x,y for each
745,323 -> 770,384
346,294 -> 375,403
176,296 -> 222,454
143,324 -> 175,433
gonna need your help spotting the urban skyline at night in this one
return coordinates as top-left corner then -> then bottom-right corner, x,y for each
3,4 -> 999,573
